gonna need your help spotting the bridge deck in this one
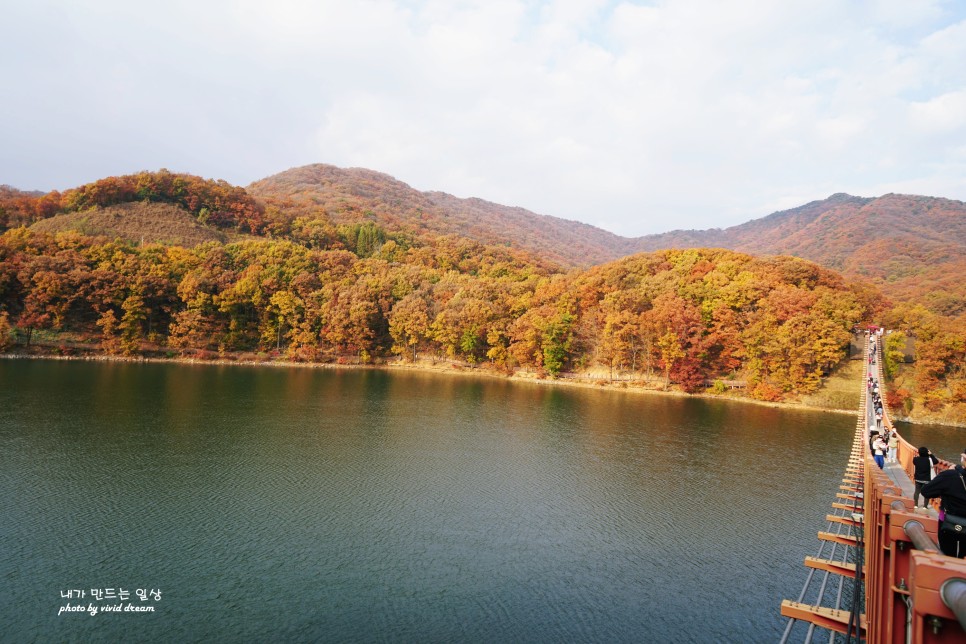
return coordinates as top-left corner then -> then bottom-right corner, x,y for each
881,461 -> 915,498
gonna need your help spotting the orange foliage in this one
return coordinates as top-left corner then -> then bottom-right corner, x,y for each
1,171 -> 265,234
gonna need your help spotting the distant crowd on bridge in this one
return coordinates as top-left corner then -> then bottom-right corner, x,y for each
864,327 -> 966,559
867,333 -> 892,469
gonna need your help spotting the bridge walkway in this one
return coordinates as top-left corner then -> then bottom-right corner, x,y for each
780,331 -> 966,643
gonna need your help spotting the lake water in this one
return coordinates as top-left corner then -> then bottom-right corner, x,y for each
1,359 -> 954,642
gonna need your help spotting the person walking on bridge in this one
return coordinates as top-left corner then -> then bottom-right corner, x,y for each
922,449 -> 966,558
872,435 -> 887,469
913,447 -> 939,507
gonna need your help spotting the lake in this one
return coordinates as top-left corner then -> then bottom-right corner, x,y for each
1,359 -> 955,642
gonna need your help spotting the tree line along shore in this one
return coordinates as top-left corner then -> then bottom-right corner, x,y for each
2,170 -> 963,425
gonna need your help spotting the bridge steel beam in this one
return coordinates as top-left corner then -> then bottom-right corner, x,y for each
780,600 -> 861,635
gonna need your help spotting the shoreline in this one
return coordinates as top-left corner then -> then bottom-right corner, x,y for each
5,347 -> 963,427
1,347 -> 864,418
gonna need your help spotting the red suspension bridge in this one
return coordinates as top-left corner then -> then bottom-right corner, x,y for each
780,335 -> 966,643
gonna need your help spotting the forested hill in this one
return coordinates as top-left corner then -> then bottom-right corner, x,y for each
4,168 -> 965,317
249,167 -> 966,316
633,193 -> 872,256
634,193 -> 966,316
247,164 -> 640,267
631,192 -> 966,423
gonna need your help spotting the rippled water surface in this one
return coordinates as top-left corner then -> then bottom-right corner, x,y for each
894,419 -> 966,464
1,359 -> 930,642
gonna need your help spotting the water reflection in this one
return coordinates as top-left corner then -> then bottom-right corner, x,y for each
895,419 -> 966,464
0,360 -> 937,642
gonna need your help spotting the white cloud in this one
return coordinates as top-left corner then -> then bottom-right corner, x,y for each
1,0 -> 965,234
815,116 -> 868,149
910,90 -> 966,133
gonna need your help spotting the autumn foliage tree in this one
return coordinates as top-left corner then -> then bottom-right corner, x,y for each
0,171 -> 266,234
0,225 -> 878,400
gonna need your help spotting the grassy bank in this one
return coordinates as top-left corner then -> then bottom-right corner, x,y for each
1,336 -> 869,420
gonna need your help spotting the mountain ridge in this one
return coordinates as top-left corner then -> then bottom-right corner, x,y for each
247,163 -> 639,266
5,163 -> 965,316
249,165 -> 966,317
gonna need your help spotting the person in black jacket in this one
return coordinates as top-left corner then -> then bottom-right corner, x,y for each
913,446 -> 939,507
922,449 -> 966,557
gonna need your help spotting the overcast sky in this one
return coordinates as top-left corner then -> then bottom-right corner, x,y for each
2,1 -> 965,236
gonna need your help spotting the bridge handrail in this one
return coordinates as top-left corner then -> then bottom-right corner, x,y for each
902,518 -> 940,553
941,580 -> 966,633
